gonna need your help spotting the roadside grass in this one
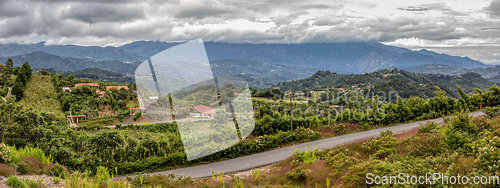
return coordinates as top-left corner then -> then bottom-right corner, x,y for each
114,110 -> 483,177
19,75 -> 65,120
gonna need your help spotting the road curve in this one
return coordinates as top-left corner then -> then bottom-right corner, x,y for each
123,111 -> 485,179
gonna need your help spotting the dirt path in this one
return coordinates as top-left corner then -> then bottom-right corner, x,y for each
1,87 -> 11,102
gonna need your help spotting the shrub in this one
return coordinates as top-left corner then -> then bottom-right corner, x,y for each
372,147 -> 396,159
44,163 -> 69,178
0,163 -> 15,176
286,167 -> 310,183
419,121 -> 440,133
342,160 -> 399,187
17,157 -> 44,174
291,145 -> 319,166
6,176 -> 26,188
406,133 -> 445,157
133,111 -> 142,121
25,178 -> 43,188
333,124 -> 347,133
361,130 -> 397,159
325,151 -> 360,173
484,106 -> 500,118
293,127 -> 321,141
0,143 -> 11,163
380,129 -> 393,137
8,146 -> 52,165
476,136 -> 500,176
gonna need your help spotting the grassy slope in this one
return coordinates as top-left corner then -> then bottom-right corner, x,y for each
19,75 -> 65,119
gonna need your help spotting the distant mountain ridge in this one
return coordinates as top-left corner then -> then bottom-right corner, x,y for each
0,41 -> 489,75
0,51 -> 141,74
120,41 -> 488,73
399,64 -> 500,83
275,69 -> 495,99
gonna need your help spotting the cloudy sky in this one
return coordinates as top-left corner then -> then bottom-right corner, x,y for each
1,0 -> 500,64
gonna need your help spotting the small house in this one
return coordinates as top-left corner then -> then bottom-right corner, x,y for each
62,87 -> 71,93
98,91 -> 106,98
194,105 -> 216,117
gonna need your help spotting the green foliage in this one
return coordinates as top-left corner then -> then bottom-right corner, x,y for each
286,167 -> 311,183
483,106 -> 500,118
418,121 -> 440,133
6,176 -> 26,188
250,168 -> 261,180
8,146 -> 52,165
17,157 -> 44,174
291,144 -> 319,166
332,123 -> 347,133
406,133 -> 445,157
53,176 -> 61,184
44,164 -> 69,178
361,130 -> 397,159
12,79 -> 25,101
324,149 -> 360,173
443,114 -> 477,150
133,111 -> 142,121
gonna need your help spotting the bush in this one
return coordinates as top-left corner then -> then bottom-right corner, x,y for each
17,157 -> 44,174
483,106 -> 500,118
333,124 -> 347,133
133,111 -> 142,121
8,146 -> 52,165
325,151 -> 360,173
419,121 -> 440,133
406,133 -> 445,157
291,146 -> 318,166
293,127 -> 321,141
0,163 -> 15,176
44,163 -> 69,178
6,176 -> 26,188
286,167 -> 310,183
0,143 -> 11,164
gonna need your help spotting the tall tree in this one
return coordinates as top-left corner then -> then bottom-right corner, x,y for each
11,80 -> 24,101
456,85 -> 469,109
21,62 -> 32,81
1,58 -> 13,87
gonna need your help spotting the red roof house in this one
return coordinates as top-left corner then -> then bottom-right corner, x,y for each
194,105 -> 216,117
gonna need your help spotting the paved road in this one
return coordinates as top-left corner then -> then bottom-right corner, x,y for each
122,111 -> 485,179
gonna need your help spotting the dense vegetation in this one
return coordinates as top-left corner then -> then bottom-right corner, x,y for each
146,111 -> 498,187
1,51 -> 142,74
276,69 -> 493,99
401,63 -> 500,83
44,67 -> 134,84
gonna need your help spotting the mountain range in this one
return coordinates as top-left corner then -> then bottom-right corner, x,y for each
0,41 -> 494,87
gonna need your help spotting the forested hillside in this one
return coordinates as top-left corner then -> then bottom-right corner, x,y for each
275,69 -> 494,98
401,64 -> 500,83
45,68 -> 134,84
